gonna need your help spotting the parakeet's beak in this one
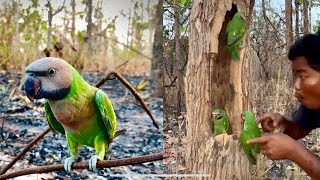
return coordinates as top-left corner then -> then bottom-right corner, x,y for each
24,75 -> 41,102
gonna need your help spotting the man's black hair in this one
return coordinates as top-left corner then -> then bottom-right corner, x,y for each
288,31 -> 320,71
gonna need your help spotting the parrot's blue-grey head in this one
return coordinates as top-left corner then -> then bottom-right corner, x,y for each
24,57 -> 72,102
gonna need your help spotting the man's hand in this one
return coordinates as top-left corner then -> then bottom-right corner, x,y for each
257,113 -> 286,132
247,133 -> 299,160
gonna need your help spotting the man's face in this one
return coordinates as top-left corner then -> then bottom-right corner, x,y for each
292,56 -> 320,109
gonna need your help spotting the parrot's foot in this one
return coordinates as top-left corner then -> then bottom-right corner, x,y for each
88,155 -> 102,172
64,156 -> 75,174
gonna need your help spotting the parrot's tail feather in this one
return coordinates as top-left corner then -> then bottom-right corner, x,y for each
248,152 -> 257,165
114,129 -> 127,138
231,51 -> 240,61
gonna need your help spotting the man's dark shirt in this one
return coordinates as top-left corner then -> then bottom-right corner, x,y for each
292,105 -> 320,130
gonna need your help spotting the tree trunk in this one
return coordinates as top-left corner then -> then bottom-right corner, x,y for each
285,0 -> 293,51
71,0 -> 76,43
86,0 -> 93,56
185,0 -> 255,179
295,0 -> 299,39
47,2 -> 53,49
173,0 -> 185,115
13,0 -> 19,51
150,0 -> 163,98
303,0 -> 309,35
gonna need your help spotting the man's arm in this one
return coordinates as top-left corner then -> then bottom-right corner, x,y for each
282,119 -> 311,140
248,133 -> 320,180
290,142 -> 320,180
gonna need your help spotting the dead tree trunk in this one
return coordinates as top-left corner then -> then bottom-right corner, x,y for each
150,0 -> 163,98
185,0 -> 255,179
285,0 -> 293,51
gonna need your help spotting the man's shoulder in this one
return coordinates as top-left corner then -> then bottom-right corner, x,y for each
292,105 -> 320,130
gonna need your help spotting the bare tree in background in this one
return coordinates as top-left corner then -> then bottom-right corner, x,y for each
150,0 -> 163,98
86,0 -> 93,56
285,0 -> 293,51
45,0 -> 65,50
303,0 -> 309,34
295,0 -> 300,38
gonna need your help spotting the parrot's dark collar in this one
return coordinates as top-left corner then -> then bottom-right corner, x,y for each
39,87 -> 71,100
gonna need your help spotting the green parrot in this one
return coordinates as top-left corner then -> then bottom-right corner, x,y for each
226,11 -> 246,61
212,108 -> 230,135
239,111 -> 261,165
23,57 -> 132,173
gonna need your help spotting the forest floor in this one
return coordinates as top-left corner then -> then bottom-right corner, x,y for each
0,71 -> 163,180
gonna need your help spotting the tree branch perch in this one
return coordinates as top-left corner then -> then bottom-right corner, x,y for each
0,152 -> 170,179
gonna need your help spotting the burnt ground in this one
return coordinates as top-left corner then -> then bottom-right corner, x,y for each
0,71 -> 163,179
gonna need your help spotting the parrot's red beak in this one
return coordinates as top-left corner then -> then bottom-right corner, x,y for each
24,75 -> 41,102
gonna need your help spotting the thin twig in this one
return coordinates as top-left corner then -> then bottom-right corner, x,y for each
0,128 -> 51,175
0,152 -> 171,179
96,71 -> 159,129
106,37 -> 152,60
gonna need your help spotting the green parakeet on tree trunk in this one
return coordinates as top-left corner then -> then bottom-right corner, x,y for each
239,111 -> 261,165
212,108 -> 230,135
24,57 -> 128,173
226,11 -> 246,61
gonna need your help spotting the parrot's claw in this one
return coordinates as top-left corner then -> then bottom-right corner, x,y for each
64,156 -> 75,174
88,155 -> 102,172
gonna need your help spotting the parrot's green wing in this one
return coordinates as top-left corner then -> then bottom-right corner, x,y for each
95,89 -> 117,141
44,100 -> 65,135
240,131 -> 259,165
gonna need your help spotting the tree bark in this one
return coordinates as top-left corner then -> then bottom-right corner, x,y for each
303,0 -> 309,35
185,0 -> 255,179
150,0 -> 164,98
285,0 -> 293,51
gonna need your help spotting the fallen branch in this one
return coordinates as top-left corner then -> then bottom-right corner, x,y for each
0,152 -> 170,179
0,128 -> 51,175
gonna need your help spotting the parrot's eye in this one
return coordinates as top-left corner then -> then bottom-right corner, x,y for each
29,73 -> 35,77
48,68 -> 56,76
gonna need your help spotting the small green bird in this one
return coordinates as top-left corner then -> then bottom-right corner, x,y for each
23,57 -> 148,173
226,11 -> 246,61
239,111 -> 261,165
212,109 -> 230,135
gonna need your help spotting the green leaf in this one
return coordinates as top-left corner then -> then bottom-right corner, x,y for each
52,34 -> 57,44
77,31 -> 84,42
179,25 -> 187,33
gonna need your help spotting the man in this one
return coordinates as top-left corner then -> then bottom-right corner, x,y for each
248,32 -> 320,180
